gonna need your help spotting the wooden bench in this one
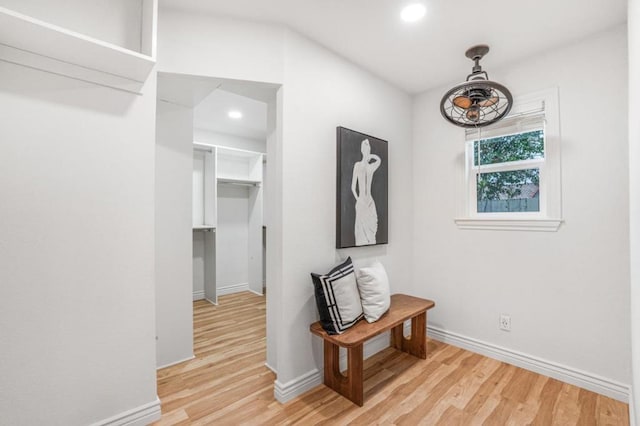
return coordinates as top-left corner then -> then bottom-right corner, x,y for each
310,293 -> 435,406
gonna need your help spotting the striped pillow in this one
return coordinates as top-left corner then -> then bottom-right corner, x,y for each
311,257 -> 364,335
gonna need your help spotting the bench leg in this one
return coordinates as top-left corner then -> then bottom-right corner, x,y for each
390,312 -> 427,359
323,340 -> 364,406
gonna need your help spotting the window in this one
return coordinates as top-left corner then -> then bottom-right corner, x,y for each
455,88 -> 563,231
473,127 -> 544,214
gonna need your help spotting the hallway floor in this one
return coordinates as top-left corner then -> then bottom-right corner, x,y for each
153,292 -> 628,425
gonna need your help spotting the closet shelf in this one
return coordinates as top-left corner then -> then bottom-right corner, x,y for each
217,177 -> 262,187
193,225 -> 216,231
0,4 -> 156,93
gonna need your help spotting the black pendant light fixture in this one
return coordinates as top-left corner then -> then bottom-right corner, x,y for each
440,45 -> 513,128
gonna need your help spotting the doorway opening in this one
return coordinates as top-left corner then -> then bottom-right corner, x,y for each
154,73 -> 281,394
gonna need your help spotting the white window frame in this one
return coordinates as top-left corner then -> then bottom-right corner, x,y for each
455,88 -> 563,231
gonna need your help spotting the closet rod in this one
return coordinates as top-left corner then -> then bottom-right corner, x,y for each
218,181 -> 261,187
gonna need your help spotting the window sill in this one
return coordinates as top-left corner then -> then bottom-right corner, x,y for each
454,217 -> 563,232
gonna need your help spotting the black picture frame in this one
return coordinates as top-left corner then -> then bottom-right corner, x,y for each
336,126 -> 388,249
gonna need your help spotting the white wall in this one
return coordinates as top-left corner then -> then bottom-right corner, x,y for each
0,62 -> 158,424
629,0 -> 640,422
157,8 -> 284,85
0,0 -> 144,52
412,26 -> 630,393
157,10 -> 414,393
158,7 -> 285,374
194,128 -> 266,153
216,185 -> 250,291
192,151 -> 205,225
265,93 -> 283,372
192,231 -> 205,299
155,100 -> 195,368
192,151 -> 205,299
276,31 -> 414,386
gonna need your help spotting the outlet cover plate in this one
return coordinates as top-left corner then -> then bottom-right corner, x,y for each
499,314 -> 511,331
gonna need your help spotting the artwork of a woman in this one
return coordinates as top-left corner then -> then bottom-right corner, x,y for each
351,139 -> 381,246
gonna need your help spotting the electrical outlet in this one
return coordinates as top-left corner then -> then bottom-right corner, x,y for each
499,314 -> 511,331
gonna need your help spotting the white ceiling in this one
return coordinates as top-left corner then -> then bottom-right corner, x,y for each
160,0 -> 627,93
157,72 -> 221,108
157,72 -> 273,140
194,89 -> 268,140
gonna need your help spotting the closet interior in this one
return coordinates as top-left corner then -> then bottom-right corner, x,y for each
192,143 -> 264,304
187,78 -> 270,306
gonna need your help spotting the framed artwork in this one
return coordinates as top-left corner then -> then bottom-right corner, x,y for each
336,126 -> 388,249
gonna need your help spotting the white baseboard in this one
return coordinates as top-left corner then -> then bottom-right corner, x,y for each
192,290 -> 205,301
91,397 -> 161,426
274,368 -> 323,403
630,388 -> 637,426
277,323 -> 631,405
218,283 -> 249,296
156,355 -> 195,370
427,326 -> 630,403
265,362 -> 277,374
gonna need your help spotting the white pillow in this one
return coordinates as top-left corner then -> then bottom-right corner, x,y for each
355,261 -> 390,323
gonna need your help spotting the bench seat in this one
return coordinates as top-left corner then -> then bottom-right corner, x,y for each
310,293 -> 435,406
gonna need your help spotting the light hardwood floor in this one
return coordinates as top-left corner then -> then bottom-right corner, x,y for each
154,292 -> 628,425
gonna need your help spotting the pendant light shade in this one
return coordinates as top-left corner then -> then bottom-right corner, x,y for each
440,45 -> 513,128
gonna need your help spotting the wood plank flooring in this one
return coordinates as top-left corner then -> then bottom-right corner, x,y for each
154,292 -> 629,425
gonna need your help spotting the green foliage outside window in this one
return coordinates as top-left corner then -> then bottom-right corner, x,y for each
473,130 -> 544,212
477,169 -> 540,212
473,130 -> 544,166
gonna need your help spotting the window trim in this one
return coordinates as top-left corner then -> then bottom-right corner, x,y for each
455,88 -> 563,231
454,217 -> 562,232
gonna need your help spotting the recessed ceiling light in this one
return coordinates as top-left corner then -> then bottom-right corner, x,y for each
228,110 -> 243,119
401,3 -> 426,22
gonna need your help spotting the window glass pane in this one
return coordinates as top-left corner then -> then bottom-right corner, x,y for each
477,168 -> 540,213
473,130 -> 544,166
